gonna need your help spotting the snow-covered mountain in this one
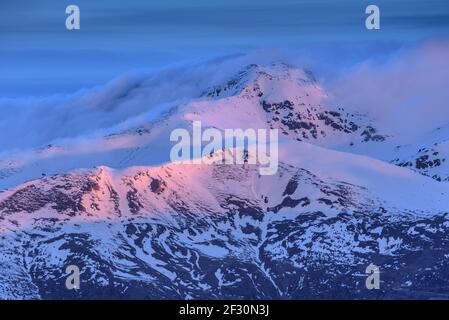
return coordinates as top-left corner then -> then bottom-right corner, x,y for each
1,62 -> 449,299
0,63 -> 389,190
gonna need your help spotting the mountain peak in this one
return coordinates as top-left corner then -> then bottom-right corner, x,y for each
191,62 -> 387,146
202,62 -> 317,100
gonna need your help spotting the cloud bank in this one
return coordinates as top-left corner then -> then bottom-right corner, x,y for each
328,38 -> 449,141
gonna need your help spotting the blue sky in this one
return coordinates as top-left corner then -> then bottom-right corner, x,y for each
1,0 -> 449,97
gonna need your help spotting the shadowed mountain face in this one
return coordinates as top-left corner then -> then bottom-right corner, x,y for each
1,63 -> 449,299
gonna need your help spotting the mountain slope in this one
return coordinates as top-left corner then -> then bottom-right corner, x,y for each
1,142 -> 449,299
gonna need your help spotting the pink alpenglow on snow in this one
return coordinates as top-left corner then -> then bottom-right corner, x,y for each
169,121 -> 279,175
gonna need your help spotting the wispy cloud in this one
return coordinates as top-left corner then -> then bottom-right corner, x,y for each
328,38 -> 449,141
0,53 -> 274,154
